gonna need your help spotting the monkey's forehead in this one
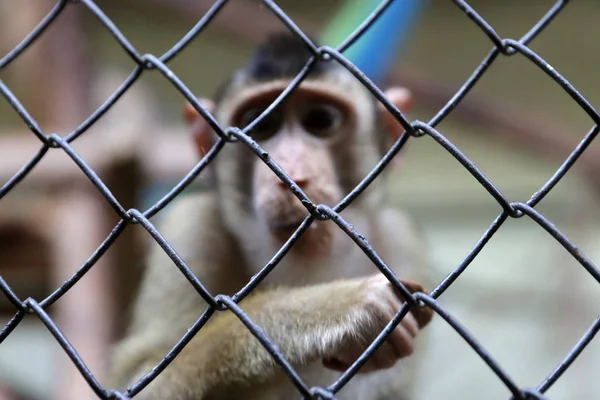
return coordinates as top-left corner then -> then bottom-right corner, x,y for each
218,71 -> 371,118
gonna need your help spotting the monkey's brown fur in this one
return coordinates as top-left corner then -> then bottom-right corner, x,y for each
111,33 -> 433,399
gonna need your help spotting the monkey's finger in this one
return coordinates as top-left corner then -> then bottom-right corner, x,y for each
383,287 -> 420,338
324,358 -> 384,374
323,349 -> 382,374
396,278 -> 426,296
399,312 -> 419,338
369,342 -> 401,371
391,279 -> 434,329
322,357 -> 349,372
410,305 -> 434,329
388,324 -> 415,359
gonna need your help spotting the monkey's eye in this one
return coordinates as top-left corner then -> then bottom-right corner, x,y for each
301,104 -> 343,138
238,107 -> 283,141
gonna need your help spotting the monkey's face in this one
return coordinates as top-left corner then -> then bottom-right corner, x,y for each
189,74 -> 410,257
231,85 -> 353,249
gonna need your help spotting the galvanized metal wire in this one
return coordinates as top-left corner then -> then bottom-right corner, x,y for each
1,1 -> 597,399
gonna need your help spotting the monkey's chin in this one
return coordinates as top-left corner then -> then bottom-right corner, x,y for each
267,219 -> 305,240
267,220 -> 334,259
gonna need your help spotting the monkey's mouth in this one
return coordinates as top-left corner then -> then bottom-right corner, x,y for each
267,219 -> 305,235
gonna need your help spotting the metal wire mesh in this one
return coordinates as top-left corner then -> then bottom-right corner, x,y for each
1,0 -> 598,399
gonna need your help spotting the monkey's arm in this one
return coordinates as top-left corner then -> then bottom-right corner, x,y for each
114,276 -> 432,400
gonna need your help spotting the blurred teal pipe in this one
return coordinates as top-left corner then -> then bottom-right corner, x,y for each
323,0 -> 427,84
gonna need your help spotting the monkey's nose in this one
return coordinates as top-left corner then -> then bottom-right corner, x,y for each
278,178 -> 309,191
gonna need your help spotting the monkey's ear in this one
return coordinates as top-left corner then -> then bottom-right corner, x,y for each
183,98 -> 215,158
379,87 -> 412,141
378,87 -> 412,165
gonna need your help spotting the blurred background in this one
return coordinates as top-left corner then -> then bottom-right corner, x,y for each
1,1 -> 600,399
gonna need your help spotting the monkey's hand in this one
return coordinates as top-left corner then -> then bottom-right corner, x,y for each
322,274 -> 432,374
113,275 -> 432,399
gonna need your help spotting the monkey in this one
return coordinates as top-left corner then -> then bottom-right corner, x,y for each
110,33 -> 434,400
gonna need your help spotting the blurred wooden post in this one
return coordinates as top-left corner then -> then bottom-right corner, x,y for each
0,2 -> 90,129
39,5 -> 111,400
0,1 -> 52,126
0,2 -> 113,399
49,187 -> 115,400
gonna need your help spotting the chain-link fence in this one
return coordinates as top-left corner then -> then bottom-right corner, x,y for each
1,0 -> 599,399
